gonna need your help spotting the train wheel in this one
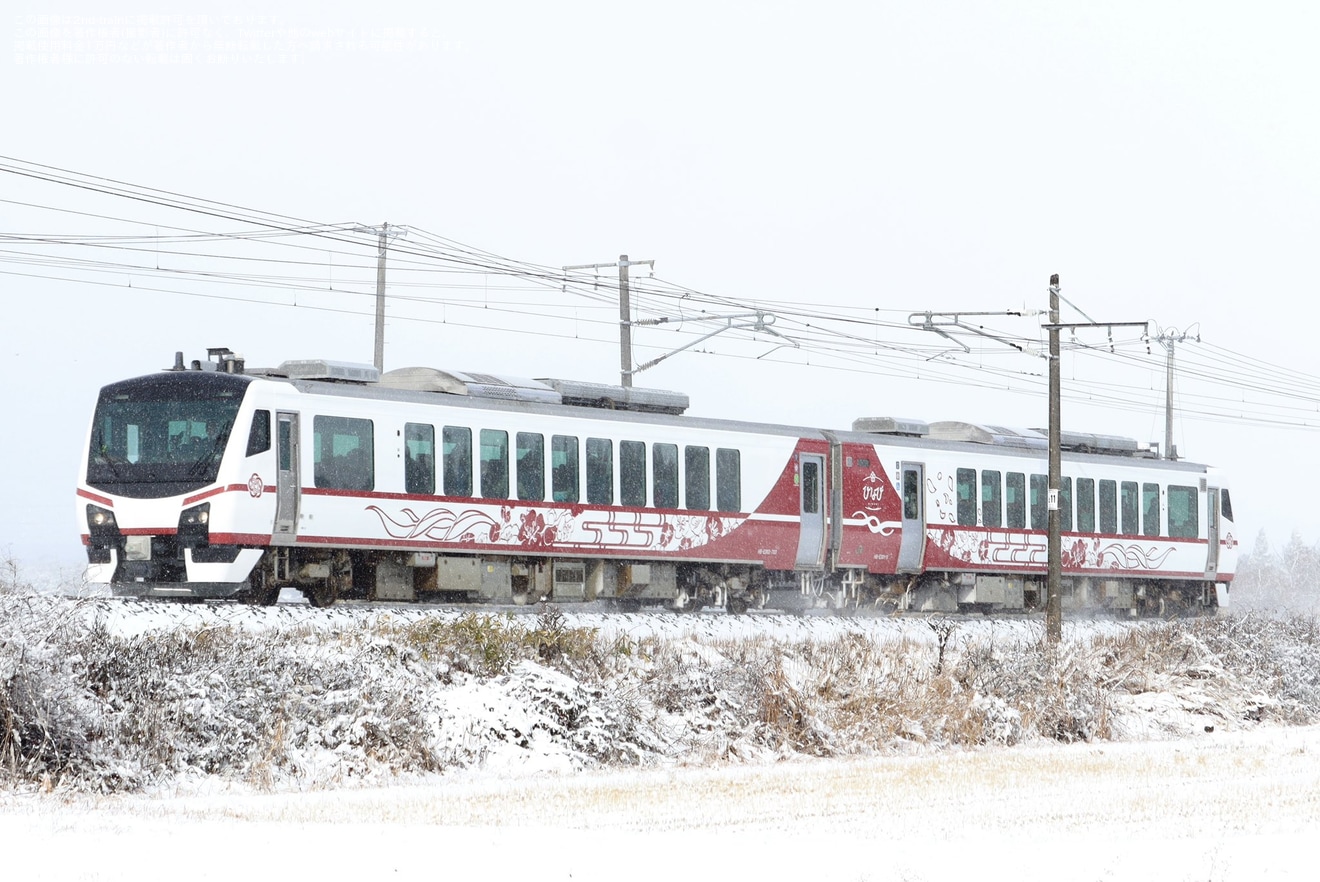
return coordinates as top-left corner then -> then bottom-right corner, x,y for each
727,596 -> 750,615
306,583 -> 337,608
241,569 -> 280,607
670,587 -> 702,613
306,552 -> 349,607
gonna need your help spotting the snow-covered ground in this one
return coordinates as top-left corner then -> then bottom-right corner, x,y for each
3,724 -> 1318,881
4,560 -> 1320,881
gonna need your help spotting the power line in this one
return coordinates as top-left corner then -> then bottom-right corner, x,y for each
7,154 -> 1320,437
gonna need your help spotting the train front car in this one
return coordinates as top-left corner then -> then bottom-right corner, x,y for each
78,354 -> 268,600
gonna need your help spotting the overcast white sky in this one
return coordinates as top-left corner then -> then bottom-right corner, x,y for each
4,2 -> 1320,567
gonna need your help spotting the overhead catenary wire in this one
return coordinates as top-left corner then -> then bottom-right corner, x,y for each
4,154 -> 1320,433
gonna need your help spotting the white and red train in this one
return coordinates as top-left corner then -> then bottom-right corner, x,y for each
77,348 -> 1236,614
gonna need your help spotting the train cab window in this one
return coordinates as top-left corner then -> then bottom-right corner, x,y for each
654,443 -> 679,509
442,426 -> 473,497
1030,474 -> 1047,530
685,446 -> 711,510
956,468 -> 976,526
1221,489 -> 1234,522
586,437 -> 613,505
1142,483 -> 1161,537
516,432 -> 544,502
1168,485 -> 1199,538
246,410 -> 271,456
551,435 -> 579,503
480,429 -> 509,499
313,416 -> 374,491
1059,477 -> 1072,532
982,470 -> 1002,528
404,423 -> 435,495
1099,479 -> 1117,534
1006,472 -> 1025,529
1076,478 -> 1095,533
1120,481 -> 1139,534
716,448 -> 741,512
621,441 -> 647,507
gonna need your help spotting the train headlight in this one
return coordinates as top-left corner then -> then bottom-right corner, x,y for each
86,504 -> 122,560
178,502 -> 211,548
179,503 -> 210,527
87,505 -> 116,529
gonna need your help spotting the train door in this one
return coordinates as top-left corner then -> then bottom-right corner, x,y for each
272,411 -> 301,544
795,453 -> 827,569
897,462 -> 926,572
1205,485 -> 1220,577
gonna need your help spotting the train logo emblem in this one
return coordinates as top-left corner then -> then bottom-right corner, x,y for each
861,471 -> 885,507
248,473 -> 264,498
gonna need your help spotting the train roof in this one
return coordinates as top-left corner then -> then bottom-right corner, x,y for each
143,349 -> 1210,469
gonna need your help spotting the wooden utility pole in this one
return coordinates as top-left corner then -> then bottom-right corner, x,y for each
618,254 -> 634,388
354,223 -> 408,373
563,254 -> 655,387
1155,328 -> 1197,460
1046,275 -> 1063,644
374,223 -> 390,373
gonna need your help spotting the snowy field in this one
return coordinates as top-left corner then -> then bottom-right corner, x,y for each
3,724 -> 1318,881
4,561 -> 1320,881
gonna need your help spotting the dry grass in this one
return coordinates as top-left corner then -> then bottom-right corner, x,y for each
4,582 -> 1320,795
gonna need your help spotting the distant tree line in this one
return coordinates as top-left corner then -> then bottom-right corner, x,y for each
1231,531 -> 1320,613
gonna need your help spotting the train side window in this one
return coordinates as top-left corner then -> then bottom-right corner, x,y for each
551,435 -> 579,503
1099,479 -> 1117,534
654,443 -> 679,509
246,410 -> 271,456
1221,489 -> 1234,522
1168,485 -> 1199,538
516,432 -> 544,502
621,441 -> 647,507
404,422 -> 435,496
982,470 -> 1002,528
1030,474 -> 1047,530
802,459 -> 821,514
586,437 -> 613,504
1006,472 -> 1025,529
480,429 -> 509,499
277,418 -> 292,471
716,448 -> 741,512
1120,481 -> 1139,534
1142,483 -> 1161,536
956,468 -> 976,526
442,426 -> 473,497
313,415 -> 374,491
685,446 -> 710,510
1059,477 -> 1072,532
1076,478 -> 1095,533
903,468 -> 920,520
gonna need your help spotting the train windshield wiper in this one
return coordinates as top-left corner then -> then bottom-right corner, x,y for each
185,434 -> 227,479
93,452 -> 125,480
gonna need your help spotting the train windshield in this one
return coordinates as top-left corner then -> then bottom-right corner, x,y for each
85,372 -> 250,498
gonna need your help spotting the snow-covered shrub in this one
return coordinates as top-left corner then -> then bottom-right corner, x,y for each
953,633 -> 1111,743
393,607 -> 602,679
1189,613 -> 1320,722
7,582 -> 1320,795
0,593 -> 125,789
